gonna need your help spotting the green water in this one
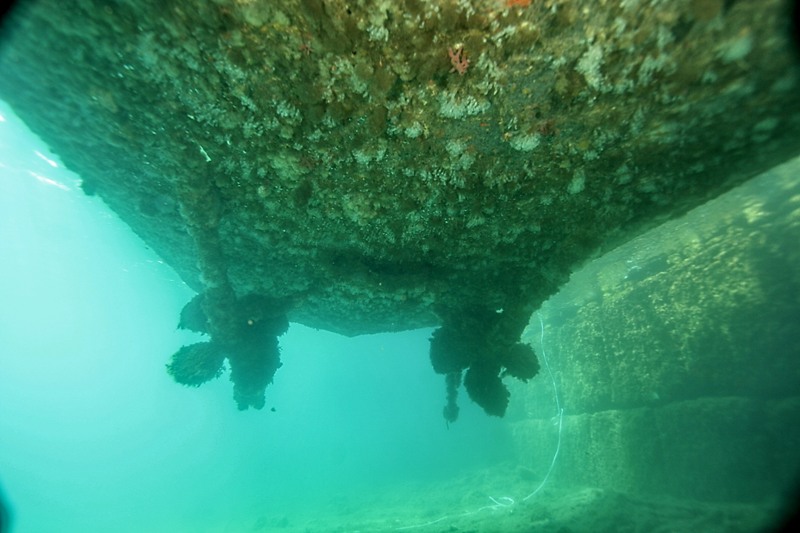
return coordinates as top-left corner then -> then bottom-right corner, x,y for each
0,102 -> 516,532
2,98 -> 799,532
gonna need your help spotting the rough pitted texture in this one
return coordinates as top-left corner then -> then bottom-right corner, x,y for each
510,162 -> 800,501
1,0 -> 799,413
516,162 -> 800,418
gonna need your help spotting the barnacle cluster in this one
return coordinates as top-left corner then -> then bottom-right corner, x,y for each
2,0 -> 797,417
431,304 -> 539,420
169,294 -> 289,410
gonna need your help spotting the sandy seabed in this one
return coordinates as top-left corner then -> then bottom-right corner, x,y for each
217,463 -> 786,533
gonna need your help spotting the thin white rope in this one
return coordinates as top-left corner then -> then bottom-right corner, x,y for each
396,312 -> 564,530
523,313 -> 564,501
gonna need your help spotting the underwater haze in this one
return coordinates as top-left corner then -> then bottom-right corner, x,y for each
0,101 -> 515,531
2,96 -> 800,532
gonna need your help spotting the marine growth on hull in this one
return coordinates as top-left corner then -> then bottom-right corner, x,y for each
1,0 -> 798,416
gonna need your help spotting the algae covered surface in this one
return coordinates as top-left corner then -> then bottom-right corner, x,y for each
1,0 -> 799,413
1,2 -> 800,532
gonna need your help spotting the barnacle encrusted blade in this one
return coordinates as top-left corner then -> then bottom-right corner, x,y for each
2,0 -> 798,414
